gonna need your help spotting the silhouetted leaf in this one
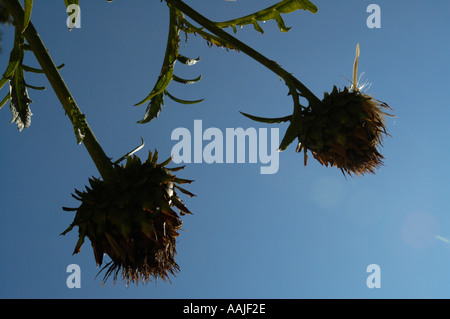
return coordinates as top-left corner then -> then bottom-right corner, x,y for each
9,65 -> 33,131
173,74 -> 202,84
136,6 -> 180,120
174,185 -> 196,198
179,18 -> 238,50
214,0 -> 318,34
177,54 -> 200,65
165,90 -> 204,105
240,111 -> 291,123
22,63 -> 64,74
25,83 -> 45,90
137,93 -> 165,124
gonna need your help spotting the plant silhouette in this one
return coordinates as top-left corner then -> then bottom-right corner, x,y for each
0,0 -> 392,286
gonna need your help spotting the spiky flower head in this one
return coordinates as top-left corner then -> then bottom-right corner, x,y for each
61,150 -> 194,286
296,86 -> 391,175
296,43 -> 392,175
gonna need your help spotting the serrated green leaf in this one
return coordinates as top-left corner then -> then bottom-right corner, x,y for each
179,18 -> 238,50
137,93 -> 165,124
165,90 -> 204,105
9,65 -> 33,131
240,111 -> 291,124
214,0 -> 317,34
173,74 -> 202,84
22,0 -> 33,33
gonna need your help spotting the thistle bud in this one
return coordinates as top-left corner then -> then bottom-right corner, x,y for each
61,150 -> 194,286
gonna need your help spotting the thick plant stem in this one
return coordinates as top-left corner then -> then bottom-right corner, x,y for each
3,0 -> 115,182
167,0 -> 322,106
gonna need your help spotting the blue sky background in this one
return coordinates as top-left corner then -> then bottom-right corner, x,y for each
0,0 -> 449,298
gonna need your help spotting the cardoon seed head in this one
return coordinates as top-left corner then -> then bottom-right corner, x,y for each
61,150 -> 194,285
296,43 -> 393,175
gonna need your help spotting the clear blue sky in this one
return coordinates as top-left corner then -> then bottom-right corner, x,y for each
1,0 -> 449,298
